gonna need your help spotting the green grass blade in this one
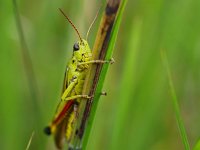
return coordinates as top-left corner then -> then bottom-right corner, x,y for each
110,18 -> 143,150
193,139 -> 200,150
12,0 -> 40,105
161,50 -> 190,150
25,131 -> 35,150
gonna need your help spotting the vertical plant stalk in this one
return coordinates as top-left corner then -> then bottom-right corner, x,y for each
161,50 -> 190,150
68,0 -> 127,149
80,0 -> 120,140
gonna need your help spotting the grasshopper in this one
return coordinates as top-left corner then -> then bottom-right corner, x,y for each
44,8 -> 113,149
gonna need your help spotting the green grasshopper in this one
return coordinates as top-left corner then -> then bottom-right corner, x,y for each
44,8 -> 113,149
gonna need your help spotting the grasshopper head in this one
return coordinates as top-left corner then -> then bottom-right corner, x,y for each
73,39 -> 92,63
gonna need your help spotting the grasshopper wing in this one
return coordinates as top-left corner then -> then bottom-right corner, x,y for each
54,101 -> 74,149
54,67 -> 73,149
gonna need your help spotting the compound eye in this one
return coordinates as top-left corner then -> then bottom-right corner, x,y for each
73,43 -> 79,51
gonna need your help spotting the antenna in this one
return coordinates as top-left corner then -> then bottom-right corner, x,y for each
59,8 -> 82,41
86,6 -> 101,41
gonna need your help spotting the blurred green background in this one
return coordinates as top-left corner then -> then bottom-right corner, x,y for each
1,0 -> 200,149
